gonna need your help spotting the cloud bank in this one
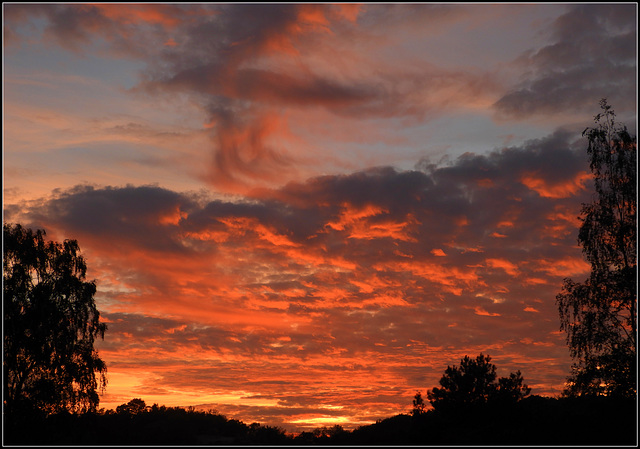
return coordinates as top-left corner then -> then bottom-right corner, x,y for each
6,130 -> 594,429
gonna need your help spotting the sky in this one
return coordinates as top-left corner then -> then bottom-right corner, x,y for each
2,3 -> 638,432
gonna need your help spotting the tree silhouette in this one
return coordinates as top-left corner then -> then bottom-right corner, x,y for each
556,100 -> 637,398
411,391 -> 427,416
426,354 -> 530,413
3,223 -> 107,415
495,370 -> 531,403
116,398 -> 149,415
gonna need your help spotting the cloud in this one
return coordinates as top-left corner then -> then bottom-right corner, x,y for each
22,184 -> 195,252
6,128 -> 595,426
493,4 -> 637,119
3,4 -> 217,56
9,3 -> 613,196
18,3 -> 489,192
122,5 -> 388,191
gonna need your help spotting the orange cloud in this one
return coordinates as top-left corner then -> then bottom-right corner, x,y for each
297,5 -> 331,31
485,258 -> 519,276
158,206 -> 187,225
333,4 -> 362,23
473,306 -> 501,317
92,4 -> 212,28
521,171 -> 592,198
206,112 -> 299,192
347,218 -> 418,241
350,275 -> 401,294
522,277 -> 549,286
378,260 -> 482,296
533,256 -> 590,277
325,204 -> 419,241
8,137 -> 593,430
216,217 -> 302,249
326,203 -> 387,231
241,4 -> 340,57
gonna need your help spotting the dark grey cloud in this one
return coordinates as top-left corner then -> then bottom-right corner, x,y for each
10,128 -> 591,272
3,4 -> 215,56
17,184 -> 196,253
494,4 -> 637,118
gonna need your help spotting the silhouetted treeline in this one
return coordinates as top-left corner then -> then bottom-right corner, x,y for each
346,395 -> 637,446
4,404 -> 289,445
4,395 -> 636,445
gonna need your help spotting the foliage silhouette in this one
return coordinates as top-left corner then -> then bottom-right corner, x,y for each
3,400 -> 290,445
556,99 -> 637,398
116,398 -> 149,415
494,369 -> 531,403
3,223 -> 107,416
411,391 -> 426,415
345,395 -> 635,445
3,395 -> 635,445
426,354 -> 530,413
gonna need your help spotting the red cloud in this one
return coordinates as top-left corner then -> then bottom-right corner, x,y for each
93,4 -> 189,28
9,135 -> 593,430
485,258 -> 519,276
521,170 -> 592,198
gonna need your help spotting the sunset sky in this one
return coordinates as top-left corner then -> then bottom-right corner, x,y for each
3,3 -> 637,431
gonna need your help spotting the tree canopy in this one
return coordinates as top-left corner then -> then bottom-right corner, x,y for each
3,223 -> 107,415
424,354 -> 530,413
116,398 -> 149,415
556,100 -> 637,398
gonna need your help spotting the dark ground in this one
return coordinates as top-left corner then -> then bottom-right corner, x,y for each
3,395 -> 637,446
